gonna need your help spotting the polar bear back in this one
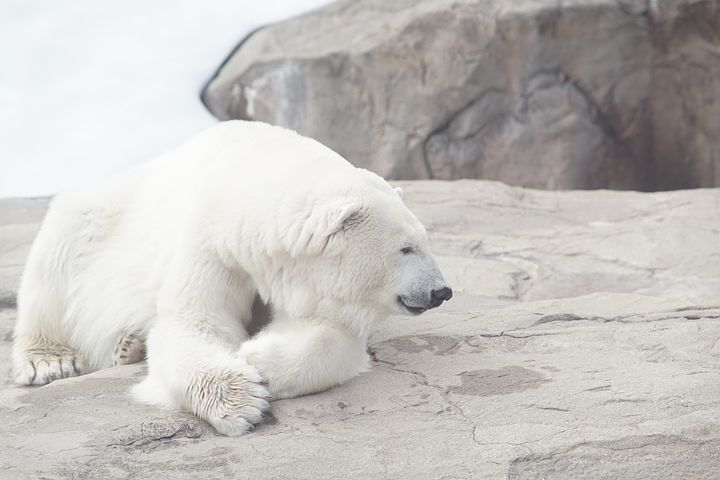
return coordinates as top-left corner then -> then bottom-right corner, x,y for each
145,120 -> 355,193
128,121 -> 394,251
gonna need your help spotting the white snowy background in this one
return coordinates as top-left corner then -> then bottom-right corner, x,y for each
0,0 -> 333,198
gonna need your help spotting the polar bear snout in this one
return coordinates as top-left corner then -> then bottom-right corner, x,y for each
397,284 -> 452,315
394,247 -> 452,315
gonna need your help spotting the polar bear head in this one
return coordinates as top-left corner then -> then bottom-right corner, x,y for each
284,173 -> 451,319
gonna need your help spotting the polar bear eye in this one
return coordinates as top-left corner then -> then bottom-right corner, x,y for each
400,246 -> 414,255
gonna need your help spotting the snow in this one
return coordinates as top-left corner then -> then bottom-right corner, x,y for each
0,0 -> 333,198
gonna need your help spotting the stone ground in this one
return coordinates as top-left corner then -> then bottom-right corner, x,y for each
1,180 -> 719,479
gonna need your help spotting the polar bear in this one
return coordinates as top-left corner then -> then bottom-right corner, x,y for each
12,121 -> 452,435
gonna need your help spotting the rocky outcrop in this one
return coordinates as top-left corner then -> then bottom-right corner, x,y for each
203,0 -> 720,191
1,183 -> 719,479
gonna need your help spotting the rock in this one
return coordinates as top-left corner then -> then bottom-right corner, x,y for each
202,0 -> 720,191
0,197 -> 47,305
1,182 -> 719,479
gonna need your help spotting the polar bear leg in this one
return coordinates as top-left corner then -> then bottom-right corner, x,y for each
13,229 -> 85,385
137,318 -> 270,436
133,248 -> 269,436
238,320 -> 369,400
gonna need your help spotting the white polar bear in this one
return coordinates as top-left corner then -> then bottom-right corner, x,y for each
12,121 -> 452,435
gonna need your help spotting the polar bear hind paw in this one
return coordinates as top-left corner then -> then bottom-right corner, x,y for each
14,340 -> 84,386
113,332 -> 146,366
188,365 -> 271,436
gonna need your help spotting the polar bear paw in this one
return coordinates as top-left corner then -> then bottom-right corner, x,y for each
188,364 -> 271,436
113,332 -> 146,366
13,340 -> 84,386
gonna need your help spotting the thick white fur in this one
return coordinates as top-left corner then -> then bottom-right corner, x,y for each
12,121 -> 449,435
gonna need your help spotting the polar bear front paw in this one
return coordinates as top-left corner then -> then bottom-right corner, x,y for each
188,365 -> 271,436
13,341 -> 84,386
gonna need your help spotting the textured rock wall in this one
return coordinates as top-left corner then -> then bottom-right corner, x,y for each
203,0 -> 720,190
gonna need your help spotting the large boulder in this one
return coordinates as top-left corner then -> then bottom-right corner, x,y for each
2,183 -> 720,478
203,0 -> 720,191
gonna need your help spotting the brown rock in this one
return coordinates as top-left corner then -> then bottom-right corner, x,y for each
203,0 -> 720,190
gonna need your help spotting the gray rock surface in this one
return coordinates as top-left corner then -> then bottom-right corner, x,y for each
203,0 -> 720,191
1,181 -> 720,479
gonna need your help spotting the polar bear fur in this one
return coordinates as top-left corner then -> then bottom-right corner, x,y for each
12,121 -> 451,435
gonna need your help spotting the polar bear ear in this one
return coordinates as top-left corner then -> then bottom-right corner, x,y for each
287,198 -> 364,256
394,187 -> 403,198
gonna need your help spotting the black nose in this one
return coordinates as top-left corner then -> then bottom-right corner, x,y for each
431,287 -> 453,306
